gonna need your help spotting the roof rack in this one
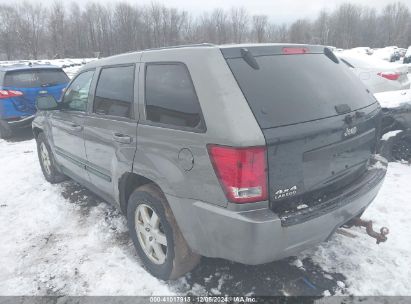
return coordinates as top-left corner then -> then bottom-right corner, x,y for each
141,43 -> 215,52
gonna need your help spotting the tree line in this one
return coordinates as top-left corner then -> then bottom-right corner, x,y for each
0,1 -> 410,60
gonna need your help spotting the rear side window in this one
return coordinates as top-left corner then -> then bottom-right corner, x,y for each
226,54 -> 376,129
145,63 -> 204,130
4,69 -> 69,88
93,65 -> 135,118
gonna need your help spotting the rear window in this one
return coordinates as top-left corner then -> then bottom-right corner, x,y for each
4,69 -> 69,88
226,53 -> 376,129
145,63 -> 204,130
93,65 -> 135,118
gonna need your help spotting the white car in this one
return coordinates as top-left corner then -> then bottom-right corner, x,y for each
403,46 -> 411,72
337,52 -> 410,93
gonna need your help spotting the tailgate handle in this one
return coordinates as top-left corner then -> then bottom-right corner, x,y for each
335,104 -> 351,115
113,133 -> 133,144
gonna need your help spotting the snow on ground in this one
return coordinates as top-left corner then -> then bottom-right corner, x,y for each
0,138 -> 173,295
300,162 -> 411,295
1,135 -> 411,296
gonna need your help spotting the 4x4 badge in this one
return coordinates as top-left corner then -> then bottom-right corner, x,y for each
274,186 -> 297,200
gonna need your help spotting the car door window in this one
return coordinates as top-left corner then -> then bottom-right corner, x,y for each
62,70 -> 94,112
93,65 -> 135,118
145,63 -> 204,130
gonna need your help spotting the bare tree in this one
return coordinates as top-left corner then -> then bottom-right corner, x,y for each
1,1 -> 411,60
49,0 -> 66,58
252,15 -> 268,43
14,2 -> 47,59
379,2 -> 410,46
289,19 -> 312,44
229,7 -> 249,43
0,5 -> 18,60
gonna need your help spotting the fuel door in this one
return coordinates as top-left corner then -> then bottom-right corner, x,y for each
178,148 -> 194,171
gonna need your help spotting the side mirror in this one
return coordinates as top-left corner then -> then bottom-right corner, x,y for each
36,95 -> 59,111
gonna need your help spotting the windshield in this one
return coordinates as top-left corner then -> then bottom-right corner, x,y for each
226,53 -> 377,129
4,69 -> 69,88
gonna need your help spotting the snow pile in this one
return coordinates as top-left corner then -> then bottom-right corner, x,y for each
0,139 -> 173,295
300,162 -> 411,295
381,130 -> 402,141
375,89 -> 411,108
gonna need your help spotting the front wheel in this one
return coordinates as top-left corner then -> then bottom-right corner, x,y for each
127,183 -> 200,280
36,132 -> 66,183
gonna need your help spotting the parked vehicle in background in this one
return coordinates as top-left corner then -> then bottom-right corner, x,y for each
337,52 -> 410,93
376,89 -> 411,162
373,46 -> 399,62
403,46 -> 411,66
399,48 -> 407,58
33,44 -> 386,280
0,64 -> 69,139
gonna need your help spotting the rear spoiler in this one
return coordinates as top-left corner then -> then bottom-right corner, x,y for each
220,44 -> 326,59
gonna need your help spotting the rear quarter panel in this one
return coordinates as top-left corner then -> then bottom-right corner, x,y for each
134,47 -> 266,207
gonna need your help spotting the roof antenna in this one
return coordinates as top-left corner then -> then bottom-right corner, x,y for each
240,48 -> 259,70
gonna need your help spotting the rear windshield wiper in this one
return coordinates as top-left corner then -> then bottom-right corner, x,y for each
41,82 -> 59,87
240,48 -> 260,70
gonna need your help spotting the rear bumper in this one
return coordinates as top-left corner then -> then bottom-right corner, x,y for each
5,115 -> 35,129
167,157 -> 387,265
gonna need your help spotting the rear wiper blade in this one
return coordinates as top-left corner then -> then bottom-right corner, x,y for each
240,48 -> 260,70
41,82 -> 59,87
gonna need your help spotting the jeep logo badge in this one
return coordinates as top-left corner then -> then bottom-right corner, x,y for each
344,126 -> 357,137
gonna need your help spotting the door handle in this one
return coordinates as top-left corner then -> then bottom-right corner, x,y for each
113,133 -> 133,144
67,124 -> 83,132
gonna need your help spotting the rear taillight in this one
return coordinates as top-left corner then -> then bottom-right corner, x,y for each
377,72 -> 400,81
0,90 -> 23,99
282,47 -> 309,55
207,145 -> 268,203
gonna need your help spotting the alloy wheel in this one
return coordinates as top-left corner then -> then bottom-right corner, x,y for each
135,203 -> 168,264
40,142 -> 52,175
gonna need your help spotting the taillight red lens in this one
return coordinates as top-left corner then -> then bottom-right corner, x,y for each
377,72 -> 400,81
282,47 -> 309,55
207,145 -> 268,203
0,90 -> 23,99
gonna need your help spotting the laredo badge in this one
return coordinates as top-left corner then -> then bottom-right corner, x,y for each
274,186 -> 298,200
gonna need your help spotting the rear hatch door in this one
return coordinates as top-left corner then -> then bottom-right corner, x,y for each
222,45 -> 381,219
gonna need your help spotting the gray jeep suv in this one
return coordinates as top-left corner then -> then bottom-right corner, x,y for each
33,44 -> 387,280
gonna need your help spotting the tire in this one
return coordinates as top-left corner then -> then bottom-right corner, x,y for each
127,183 -> 200,280
0,120 -> 12,139
36,132 -> 67,183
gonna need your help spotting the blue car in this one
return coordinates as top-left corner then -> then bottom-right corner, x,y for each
0,64 -> 69,138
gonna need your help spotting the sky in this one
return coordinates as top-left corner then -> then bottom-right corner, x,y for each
1,0 -> 409,24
